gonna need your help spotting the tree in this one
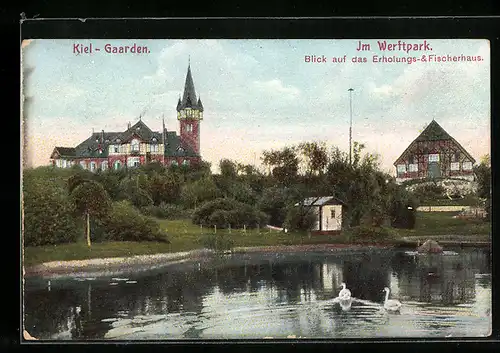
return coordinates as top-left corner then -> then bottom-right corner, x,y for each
284,204 -> 318,232
474,154 -> 491,220
23,172 -> 81,246
297,141 -> 329,177
181,177 -> 219,209
262,146 -> 299,186
70,180 -> 111,248
219,159 -> 239,179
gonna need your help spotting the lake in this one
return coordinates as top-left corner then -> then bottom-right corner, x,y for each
23,247 -> 491,340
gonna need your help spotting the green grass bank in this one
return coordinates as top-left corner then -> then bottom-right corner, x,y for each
23,212 -> 490,268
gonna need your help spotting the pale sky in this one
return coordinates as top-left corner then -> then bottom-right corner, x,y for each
21,39 -> 490,175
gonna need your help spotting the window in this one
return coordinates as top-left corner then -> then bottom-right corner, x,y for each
114,161 -> 121,170
397,164 -> 406,173
182,159 -> 190,166
409,164 -> 418,172
120,145 -> 126,153
128,157 -> 140,167
171,160 -> 178,166
186,124 -> 193,132
450,162 -> 460,171
131,139 -> 140,152
151,144 -> 159,152
428,154 -> 440,162
90,162 -> 96,171
80,161 -> 87,169
330,209 -> 336,219
462,161 -> 473,170
101,161 -> 108,170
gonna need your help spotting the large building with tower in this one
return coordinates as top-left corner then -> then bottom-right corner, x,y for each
50,63 -> 204,171
393,120 -> 476,184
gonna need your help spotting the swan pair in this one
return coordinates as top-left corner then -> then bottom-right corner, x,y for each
334,283 -> 402,313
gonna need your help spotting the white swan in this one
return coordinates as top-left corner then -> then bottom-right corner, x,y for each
338,282 -> 351,300
382,287 -> 402,312
339,298 -> 352,311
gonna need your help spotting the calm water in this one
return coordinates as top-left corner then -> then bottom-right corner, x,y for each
23,248 -> 492,340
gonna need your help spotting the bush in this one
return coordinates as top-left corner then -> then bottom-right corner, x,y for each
411,183 -> 446,202
192,198 -> 269,229
200,233 -> 234,252
101,201 -> 169,242
350,226 -> 399,241
23,173 -> 82,246
284,205 -> 317,231
140,203 -> 185,219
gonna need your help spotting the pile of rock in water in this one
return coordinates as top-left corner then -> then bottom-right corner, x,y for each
417,240 -> 443,254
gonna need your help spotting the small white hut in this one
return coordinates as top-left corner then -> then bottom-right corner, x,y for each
296,196 -> 344,234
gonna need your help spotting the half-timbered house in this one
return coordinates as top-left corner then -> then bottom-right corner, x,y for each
393,120 -> 476,184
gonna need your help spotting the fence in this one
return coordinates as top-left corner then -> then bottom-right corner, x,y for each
416,205 -> 471,212
199,224 -> 285,235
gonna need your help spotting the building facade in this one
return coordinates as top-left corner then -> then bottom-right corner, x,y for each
50,64 -> 204,171
393,120 -> 476,184
297,196 -> 344,235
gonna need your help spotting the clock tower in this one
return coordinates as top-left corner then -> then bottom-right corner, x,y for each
177,62 -> 203,156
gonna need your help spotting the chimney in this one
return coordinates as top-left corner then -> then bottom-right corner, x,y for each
127,122 -> 131,129
101,130 -> 104,143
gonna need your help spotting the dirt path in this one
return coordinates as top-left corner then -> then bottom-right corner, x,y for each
23,243 -> 400,279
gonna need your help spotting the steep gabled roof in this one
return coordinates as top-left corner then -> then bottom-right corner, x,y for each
393,120 -> 476,166
415,120 -> 452,141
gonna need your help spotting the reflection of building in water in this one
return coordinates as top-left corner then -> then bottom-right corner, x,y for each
395,253 -> 481,304
389,272 -> 400,298
321,263 -> 343,292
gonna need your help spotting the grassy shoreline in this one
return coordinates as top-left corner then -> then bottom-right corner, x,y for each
23,213 -> 490,268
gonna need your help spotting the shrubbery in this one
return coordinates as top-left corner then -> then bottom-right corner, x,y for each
23,173 -> 82,246
140,203 -> 187,219
99,201 -> 169,242
192,198 -> 269,229
284,205 -> 317,231
349,226 -> 399,241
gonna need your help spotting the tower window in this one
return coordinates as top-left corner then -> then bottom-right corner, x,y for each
186,124 -> 193,132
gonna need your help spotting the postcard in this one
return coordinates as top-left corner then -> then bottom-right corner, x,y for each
21,38 -> 491,341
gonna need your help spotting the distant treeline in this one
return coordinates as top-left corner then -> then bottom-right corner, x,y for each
22,141 -> 490,247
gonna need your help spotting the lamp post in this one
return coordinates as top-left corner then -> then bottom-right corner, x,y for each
348,88 -> 354,165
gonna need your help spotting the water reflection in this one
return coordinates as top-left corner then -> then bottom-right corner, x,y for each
24,248 -> 491,339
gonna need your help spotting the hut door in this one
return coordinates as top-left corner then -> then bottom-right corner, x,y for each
428,162 -> 441,178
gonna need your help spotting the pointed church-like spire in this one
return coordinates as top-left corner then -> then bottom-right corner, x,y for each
178,61 -> 198,111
